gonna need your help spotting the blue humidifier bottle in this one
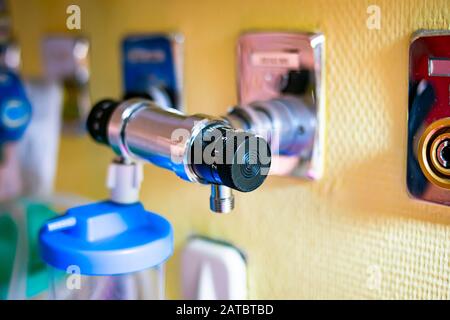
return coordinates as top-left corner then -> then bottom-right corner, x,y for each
38,158 -> 173,300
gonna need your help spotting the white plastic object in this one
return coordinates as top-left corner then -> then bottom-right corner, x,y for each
181,237 -> 247,300
148,85 -> 172,110
18,80 -> 63,197
107,160 -> 143,204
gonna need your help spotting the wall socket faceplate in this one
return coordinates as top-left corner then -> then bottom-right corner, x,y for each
122,34 -> 184,111
42,35 -> 90,135
407,30 -> 450,205
237,32 -> 325,179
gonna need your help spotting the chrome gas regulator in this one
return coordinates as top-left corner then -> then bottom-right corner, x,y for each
86,94 -> 315,213
87,98 -> 272,213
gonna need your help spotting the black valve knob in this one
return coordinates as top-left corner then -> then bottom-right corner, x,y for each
86,99 -> 119,145
191,126 -> 271,192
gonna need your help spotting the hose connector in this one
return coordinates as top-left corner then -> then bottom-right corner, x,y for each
210,185 -> 235,214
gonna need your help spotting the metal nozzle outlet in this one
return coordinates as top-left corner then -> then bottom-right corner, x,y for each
191,126 -> 271,193
210,185 -> 235,214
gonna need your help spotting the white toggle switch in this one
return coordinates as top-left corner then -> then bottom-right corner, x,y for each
181,237 -> 247,300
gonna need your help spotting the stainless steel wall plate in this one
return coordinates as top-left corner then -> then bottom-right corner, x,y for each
237,32 -> 325,179
42,35 -> 90,134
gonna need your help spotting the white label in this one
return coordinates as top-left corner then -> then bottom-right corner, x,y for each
251,52 -> 300,69
127,48 -> 166,63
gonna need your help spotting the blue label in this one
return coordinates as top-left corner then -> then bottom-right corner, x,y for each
0,68 -> 32,144
122,35 -> 180,109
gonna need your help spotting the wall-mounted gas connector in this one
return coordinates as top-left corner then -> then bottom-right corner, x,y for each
235,32 -> 325,179
407,30 -> 450,205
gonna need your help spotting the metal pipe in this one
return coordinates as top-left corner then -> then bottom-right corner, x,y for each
225,95 -> 316,157
105,98 -> 215,182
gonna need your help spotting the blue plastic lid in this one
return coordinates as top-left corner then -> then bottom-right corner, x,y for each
0,68 -> 32,145
38,201 -> 173,276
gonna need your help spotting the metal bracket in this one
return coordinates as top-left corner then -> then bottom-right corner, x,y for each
41,35 -> 90,134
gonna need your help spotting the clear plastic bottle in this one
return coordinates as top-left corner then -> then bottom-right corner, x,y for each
48,265 -> 165,300
39,201 -> 173,300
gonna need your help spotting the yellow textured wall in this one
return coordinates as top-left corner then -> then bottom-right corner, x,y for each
9,0 -> 450,299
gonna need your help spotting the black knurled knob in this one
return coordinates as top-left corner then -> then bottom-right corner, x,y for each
192,126 -> 271,192
86,99 -> 119,145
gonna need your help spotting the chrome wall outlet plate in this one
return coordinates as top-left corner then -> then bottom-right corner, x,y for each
122,33 -> 184,111
42,35 -> 90,134
237,32 -> 325,179
407,30 -> 450,205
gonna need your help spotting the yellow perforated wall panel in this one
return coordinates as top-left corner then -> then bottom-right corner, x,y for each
9,0 -> 450,299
